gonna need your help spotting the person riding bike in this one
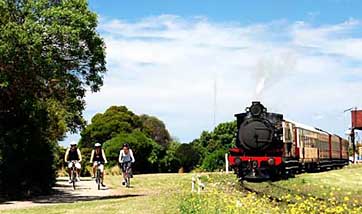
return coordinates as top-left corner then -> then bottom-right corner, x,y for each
118,143 -> 135,185
90,143 -> 108,187
64,141 -> 82,183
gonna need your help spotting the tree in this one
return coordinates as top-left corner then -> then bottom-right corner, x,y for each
201,149 -> 228,171
175,143 -> 200,172
0,0 -> 106,197
79,106 -> 142,148
103,130 -> 162,173
139,114 -> 171,148
159,141 -> 181,172
189,121 -> 236,171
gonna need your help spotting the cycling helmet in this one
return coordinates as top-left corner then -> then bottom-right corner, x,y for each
123,143 -> 129,148
70,141 -> 77,146
94,143 -> 101,147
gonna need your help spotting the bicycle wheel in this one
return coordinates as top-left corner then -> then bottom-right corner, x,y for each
126,176 -> 131,188
72,170 -> 76,190
127,166 -> 132,187
96,169 -> 101,190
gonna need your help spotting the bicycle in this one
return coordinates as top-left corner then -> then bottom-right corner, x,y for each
95,161 -> 104,190
121,161 -> 132,188
69,161 -> 77,190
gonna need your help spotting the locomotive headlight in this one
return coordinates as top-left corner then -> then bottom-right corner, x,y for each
268,158 -> 275,166
250,104 -> 262,116
249,102 -> 266,117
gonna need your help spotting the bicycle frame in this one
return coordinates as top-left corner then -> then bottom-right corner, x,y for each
70,161 -> 77,190
95,161 -> 103,190
122,162 -> 132,188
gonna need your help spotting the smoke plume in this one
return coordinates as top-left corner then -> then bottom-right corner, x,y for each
254,52 -> 297,100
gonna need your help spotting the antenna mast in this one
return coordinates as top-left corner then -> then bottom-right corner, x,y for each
213,73 -> 217,127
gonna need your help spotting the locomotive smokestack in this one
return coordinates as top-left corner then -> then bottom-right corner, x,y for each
248,101 -> 267,117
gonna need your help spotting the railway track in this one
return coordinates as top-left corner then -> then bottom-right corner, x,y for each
238,181 -> 283,203
238,181 -> 327,204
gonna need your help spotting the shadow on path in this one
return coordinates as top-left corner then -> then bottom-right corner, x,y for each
0,177 -> 145,209
32,193 -> 144,204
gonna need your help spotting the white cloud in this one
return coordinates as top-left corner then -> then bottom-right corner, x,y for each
61,15 -> 362,146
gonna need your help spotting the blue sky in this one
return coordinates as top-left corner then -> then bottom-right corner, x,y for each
61,1 -> 362,146
88,0 -> 362,25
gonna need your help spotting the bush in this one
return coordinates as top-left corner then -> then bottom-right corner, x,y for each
175,144 -> 201,172
103,130 -> 161,173
201,149 -> 227,171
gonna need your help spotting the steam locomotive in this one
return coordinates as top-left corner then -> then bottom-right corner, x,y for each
228,101 -> 349,181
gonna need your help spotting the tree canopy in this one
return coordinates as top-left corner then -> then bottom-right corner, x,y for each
190,121 -> 236,171
78,105 -> 236,173
78,105 -> 175,173
139,114 -> 171,148
79,106 -> 171,149
0,0 -> 106,198
79,106 -> 141,148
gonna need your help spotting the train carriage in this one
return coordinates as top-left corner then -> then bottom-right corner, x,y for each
228,102 -> 350,181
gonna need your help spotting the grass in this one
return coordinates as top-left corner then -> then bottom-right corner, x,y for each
180,165 -> 362,213
244,164 -> 362,202
2,165 -> 362,214
1,173 -> 193,214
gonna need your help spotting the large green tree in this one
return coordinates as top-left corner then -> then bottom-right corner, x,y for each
79,106 -> 142,148
78,105 -> 180,173
0,0 -> 106,197
190,121 -> 236,171
79,106 -> 172,150
103,130 -> 162,173
139,114 -> 171,148
175,143 -> 200,172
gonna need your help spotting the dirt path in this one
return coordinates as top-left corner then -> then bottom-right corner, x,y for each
0,177 -> 134,210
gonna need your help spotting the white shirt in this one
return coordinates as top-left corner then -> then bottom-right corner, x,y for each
118,149 -> 135,163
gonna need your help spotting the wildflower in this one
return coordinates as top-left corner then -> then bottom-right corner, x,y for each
236,200 -> 243,207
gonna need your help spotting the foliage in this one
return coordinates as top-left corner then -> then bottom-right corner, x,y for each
159,141 -> 181,172
79,147 -> 93,176
79,107 -> 172,150
103,130 -> 161,173
201,149 -> 228,171
0,107 -> 57,198
190,121 -> 236,171
54,144 -> 66,170
139,114 -> 171,148
79,106 -> 141,148
0,0 -> 106,197
78,105 -> 180,173
78,108 -> 236,173
175,143 -> 201,172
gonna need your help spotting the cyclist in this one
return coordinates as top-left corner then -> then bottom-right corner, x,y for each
90,143 -> 108,187
118,143 -> 135,185
64,141 -> 82,183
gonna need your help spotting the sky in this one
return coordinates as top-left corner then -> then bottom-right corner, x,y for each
61,0 -> 362,146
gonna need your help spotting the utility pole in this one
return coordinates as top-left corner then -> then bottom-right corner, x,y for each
345,107 -> 358,163
353,107 -> 357,163
213,73 -> 217,127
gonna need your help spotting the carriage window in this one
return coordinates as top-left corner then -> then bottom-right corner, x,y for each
284,125 -> 292,142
